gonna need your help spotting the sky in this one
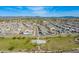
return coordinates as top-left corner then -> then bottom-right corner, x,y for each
0,6 -> 79,17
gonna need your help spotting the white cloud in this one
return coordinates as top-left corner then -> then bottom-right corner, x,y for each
32,10 -> 46,14
27,7 -> 48,16
26,6 -> 54,17
27,7 -> 44,11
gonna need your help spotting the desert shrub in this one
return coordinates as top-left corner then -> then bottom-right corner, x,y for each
21,37 -> 26,39
8,46 -> 15,51
12,37 -> 16,39
12,36 -> 26,40
0,37 -> 5,39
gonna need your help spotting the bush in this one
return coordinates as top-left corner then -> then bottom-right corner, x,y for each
8,46 -> 15,51
0,37 -> 5,39
12,37 -> 16,39
12,36 -> 26,40
21,37 -> 26,39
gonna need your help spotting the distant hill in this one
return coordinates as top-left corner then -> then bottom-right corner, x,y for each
0,16 -> 79,18
54,16 -> 79,18
63,16 -> 76,18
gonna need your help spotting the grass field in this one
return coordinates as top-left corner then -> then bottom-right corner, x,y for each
0,34 -> 78,52
0,36 -> 37,52
42,34 -> 79,52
